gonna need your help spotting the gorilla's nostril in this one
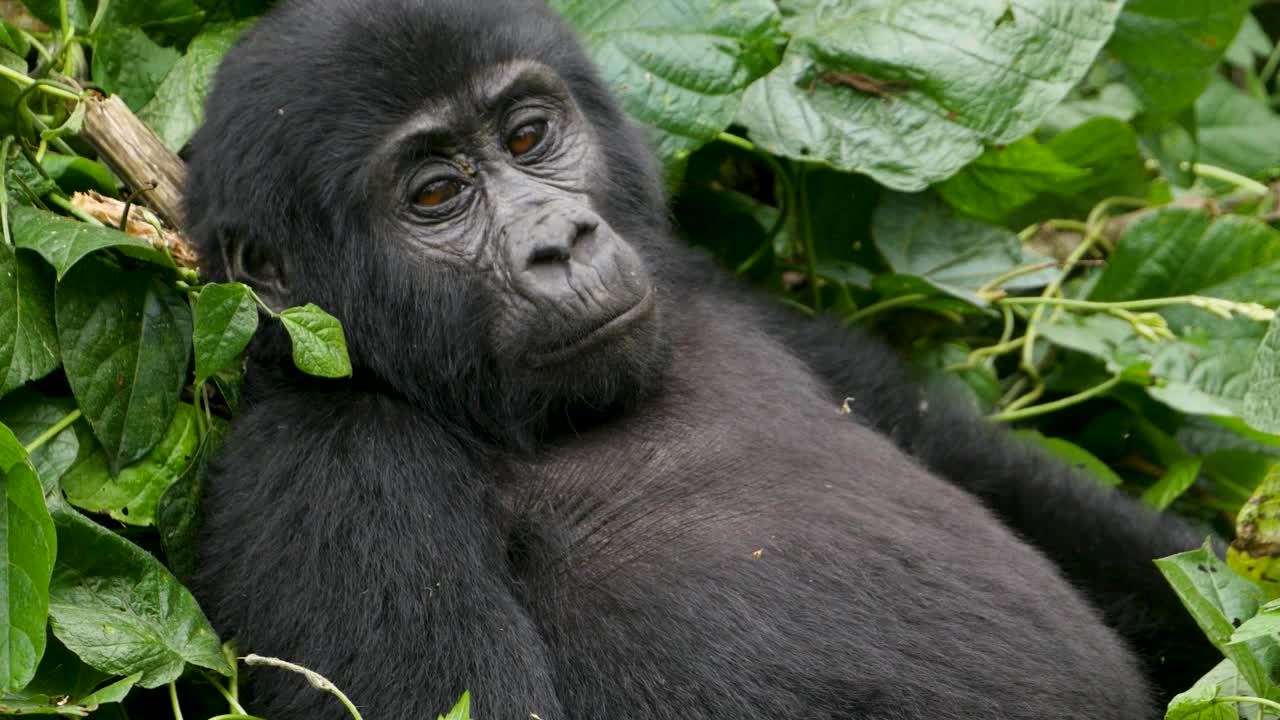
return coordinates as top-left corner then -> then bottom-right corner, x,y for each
527,245 -> 571,267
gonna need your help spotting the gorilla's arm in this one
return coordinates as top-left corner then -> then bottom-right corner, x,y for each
194,380 -> 563,720
774,314 -> 1217,697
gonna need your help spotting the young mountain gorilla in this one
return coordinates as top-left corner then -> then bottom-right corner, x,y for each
185,0 -> 1217,718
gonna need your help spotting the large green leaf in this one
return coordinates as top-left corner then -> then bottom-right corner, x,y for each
551,0 -> 782,170
156,423 -> 222,578
1164,659 -> 1256,720
736,0 -> 1122,190
1091,208 -> 1280,308
61,404 -> 198,527
871,192 -> 1058,304
10,206 -> 172,279
55,256 -> 191,472
1,461 -> 56,694
0,243 -> 59,397
934,136 -> 1088,223
1107,0 -> 1251,121
91,26 -> 181,111
1245,317 -> 1280,435
0,391 -> 93,492
47,506 -> 232,688
137,21 -> 252,151
1155,78 -> 1280,182
1156,541 -> 1280,697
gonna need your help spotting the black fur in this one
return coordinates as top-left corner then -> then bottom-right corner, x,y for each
185,1 -> 1216,718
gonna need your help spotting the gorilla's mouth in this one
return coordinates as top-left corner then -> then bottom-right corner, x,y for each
527,287 -> 657,369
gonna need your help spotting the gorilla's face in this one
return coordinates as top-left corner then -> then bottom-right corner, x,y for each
366,61 -> 659,399
359,60 -> 662,409
187,0 -> 675,437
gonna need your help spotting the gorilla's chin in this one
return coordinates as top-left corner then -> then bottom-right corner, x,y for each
510,290 -> 667,413
527,287 -> 657,369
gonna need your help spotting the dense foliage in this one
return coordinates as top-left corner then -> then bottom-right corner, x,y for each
1,0 -> 1279,717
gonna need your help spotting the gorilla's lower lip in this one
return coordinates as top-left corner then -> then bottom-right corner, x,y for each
527,288 -> 657,368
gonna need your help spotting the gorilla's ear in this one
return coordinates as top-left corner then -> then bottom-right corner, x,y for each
219,233 -> 289,311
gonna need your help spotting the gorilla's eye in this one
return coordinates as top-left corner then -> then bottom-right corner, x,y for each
507,121 -> 547,157
416,178 -> 464,208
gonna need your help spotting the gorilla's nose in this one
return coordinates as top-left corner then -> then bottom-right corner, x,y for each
510,212 -> 644,311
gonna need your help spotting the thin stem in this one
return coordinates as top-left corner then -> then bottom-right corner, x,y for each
1219,696 -> 1280,713
1018,196 -> 1147,378
23,409 -> 81,454
1017,218 -> 1088,242
845,294 -> 930,324
0,137 -> 12,247
88,0 -> 112,36
1260,38 -> 1280,92
206,715 -> 269,720
0,63 -> 80,98
58,0 -> 76,77
47,193 -> 103,225
243,655 -> 365,720
989,375 -> 1123,423
209,676 -> 249,715
1179,161 -> 1269,196
976,261 -> 1054,296
169,682 -> 184,720
718,132 -> 793,275
999,296 -> 1195,312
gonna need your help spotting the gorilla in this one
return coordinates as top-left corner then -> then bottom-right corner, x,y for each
184,1 -> 1217,718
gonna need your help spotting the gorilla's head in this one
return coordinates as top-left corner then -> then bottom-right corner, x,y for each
186,0 -> 673,441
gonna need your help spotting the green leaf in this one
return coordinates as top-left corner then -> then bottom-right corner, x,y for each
1156,540 -> 1278,695
736,0 -> 1122,190
1,461 -> 56,694
193,283 -> 258,384
1154,78 -> 1280,182
1013,430 -> 1124,489
10,206 -> 172,278
0,243 -> 59,396
1091,209 -> 1280,306
90,26 -> 180,111
935,136 -> 1089,223
551,0 -> 782,172
156,422 -> 221,578
0,422 -> 25,472
871,192 -> 1058,305
4,152 -> 58,207
1223,15 -> 1272,68
1244,316 -> 1280,435
438,691 -> 473,720
38,154 -> 118,197
1107,0 -> 1251,121
1164,660 -> 1246,720
137,21 -> 255,152
1040,312 -> 1265,419
278,304 -> 353,379
61,404 -> 198,527
47,505 -> 232,688
55,256 -> 191,472
0,391 -> 92,490
1228,464 -> 1280,595
1141,457 -> 1203,511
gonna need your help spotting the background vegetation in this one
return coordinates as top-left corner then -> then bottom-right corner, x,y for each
1,0 -> 1280,718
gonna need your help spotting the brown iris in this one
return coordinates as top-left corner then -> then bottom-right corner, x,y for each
507,121 -> 547,156
416,179 -> 463,208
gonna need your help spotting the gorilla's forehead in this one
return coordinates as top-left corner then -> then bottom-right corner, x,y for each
381,60 -> 571,146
